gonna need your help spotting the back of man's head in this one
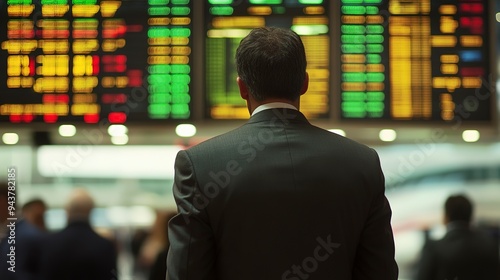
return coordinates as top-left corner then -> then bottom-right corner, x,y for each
445,194 -> 473,224
235,27 -> 307,102
66,188 -> 95,222
22,198 -> 47,231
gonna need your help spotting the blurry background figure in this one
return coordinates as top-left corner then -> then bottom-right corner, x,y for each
0,196 -> 47,280
415,194 -> 500,280
133,210 -> 175,279
0,182 -> 9,242
21,198 -> 47,232
130,227 -> 150,279
148,210 -> 176,280
38,188 -> 118,280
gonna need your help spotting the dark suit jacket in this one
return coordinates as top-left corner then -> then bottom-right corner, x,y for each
38,221 -> 117,280
0,220 -> 45,280
416,223 -> 500,280
167,108 -> 398,280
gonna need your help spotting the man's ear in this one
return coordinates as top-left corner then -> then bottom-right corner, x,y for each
237,77 -> 249,100
300,72 -> 309,96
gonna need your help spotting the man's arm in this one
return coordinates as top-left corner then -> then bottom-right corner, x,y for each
352,151 -> 398,280
166,150 -> 217,280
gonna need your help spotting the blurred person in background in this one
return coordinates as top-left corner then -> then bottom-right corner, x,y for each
0,197 -> 47,280
138,210 -> 171,270
21,198 -> 47,232
415,193 -> 500,280
131,227 -> 150,278
38,188 -> 118,280
166,27 -> 397,280
148,210 -> 177,280
0,182 -> 10,242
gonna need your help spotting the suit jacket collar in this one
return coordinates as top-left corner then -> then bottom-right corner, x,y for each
66,220 -> 92,229
246,108 -> 310,125
446,221 -> 470,232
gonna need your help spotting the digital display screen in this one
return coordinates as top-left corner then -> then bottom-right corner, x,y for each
0,0 -> 193,124
340,0 -> 493,122
205,0 -> 330,119
0,0 -> 494,124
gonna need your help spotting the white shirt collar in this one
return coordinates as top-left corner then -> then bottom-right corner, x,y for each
251,102 -> 298,116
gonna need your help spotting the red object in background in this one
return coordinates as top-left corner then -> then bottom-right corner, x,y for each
102,55 -> 126,73
127,70 -> 143,87
56,94 -> 69,103
84,114 -> 100,123
108,112 -> 127,123
103,25 -> 127,38
29,57 -> 35,76
44,114 -> 58,123
10,115 -> 22,123
102,93 -> 127,104
459,16 -> 483,34
43,94 -> 56,103
102,55 -> 127,64
103,65 -> 116,72
460,17 -> 483,28
22,114 -> 34,123
92,56 -> 100,75
8,29 -> 34,39
72,29 -> 98,38
459,3 -> 484,14
127,24 -> 143,32
43,94 -> 69,103
102,55 -> 113,64
461,67 -> 485,77
115,55 -> 127,64
38,29 -> 70,38
115,64 -> 126,72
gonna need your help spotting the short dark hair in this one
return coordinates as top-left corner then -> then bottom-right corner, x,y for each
22,198 -> 46,212
445,194 -> 473,223
235,27 -> 307,102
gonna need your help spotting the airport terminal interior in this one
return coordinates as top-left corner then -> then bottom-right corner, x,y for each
1,1 -> 500,279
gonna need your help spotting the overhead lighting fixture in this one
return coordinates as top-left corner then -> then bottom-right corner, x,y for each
2,133 -> 19,145
462,130 -> 480,143
111,135 -> 128,145
379,129 -> 397,142
58,125 -> 77,137
108,124 -> 128,137
175,124 -> 196,138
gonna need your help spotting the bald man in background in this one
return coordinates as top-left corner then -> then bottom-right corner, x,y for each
38,188 -> 118,280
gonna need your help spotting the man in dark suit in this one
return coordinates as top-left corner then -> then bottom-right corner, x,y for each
415,194 -> 500,280
167,27 -> 398,280
0,198 -> 47,280
38,188 -> 118,280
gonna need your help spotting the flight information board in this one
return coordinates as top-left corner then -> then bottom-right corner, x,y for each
340,0 -> 493,122
205,0 -> 330,119
0,0 -> 193,123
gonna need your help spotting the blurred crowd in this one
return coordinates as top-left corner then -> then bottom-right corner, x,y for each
0,182 -> 177,280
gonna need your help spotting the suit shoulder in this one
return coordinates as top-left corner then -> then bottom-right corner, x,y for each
184,125 -> 246,155
309,124 -> 379,156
